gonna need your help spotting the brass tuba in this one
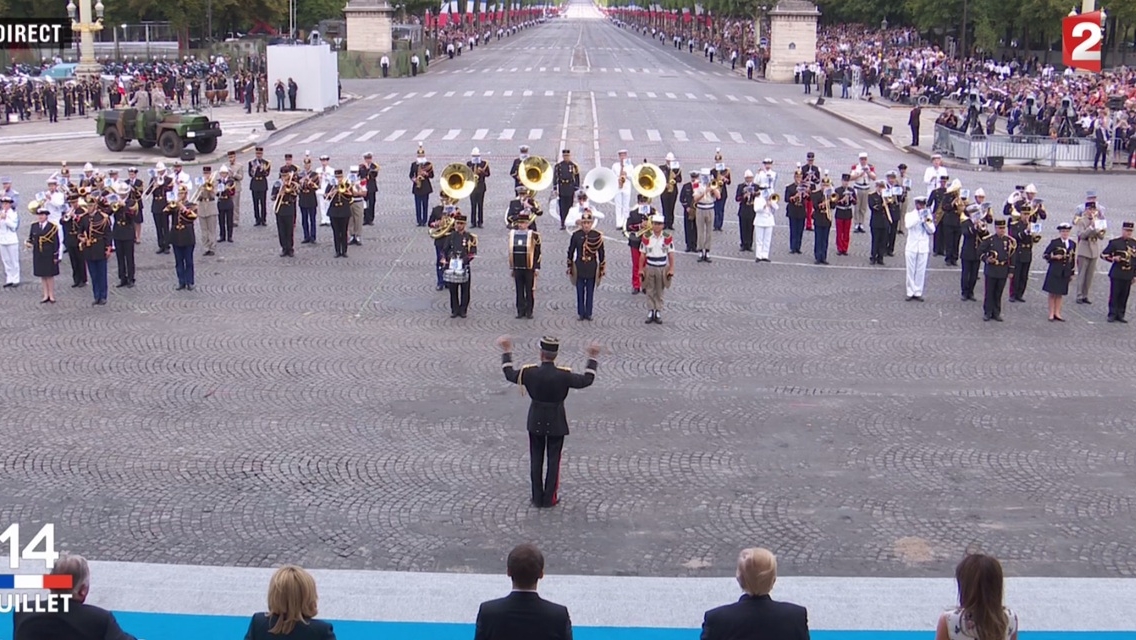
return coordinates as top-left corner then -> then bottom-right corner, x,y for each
519,156 -> 553,192
440,163 -> 477,200
429,197 -> 459,240
631,161 -> 666,199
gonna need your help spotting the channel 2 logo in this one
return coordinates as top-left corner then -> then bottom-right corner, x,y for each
1063,11 -> 1104,73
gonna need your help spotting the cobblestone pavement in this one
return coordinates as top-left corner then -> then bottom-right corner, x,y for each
2,17 -> 1135,579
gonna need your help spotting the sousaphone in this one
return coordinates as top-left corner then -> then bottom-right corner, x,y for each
441,163 -> 477,200
583,167 -> 618,203
519,156 -> 553,192
631,161 -> 666,199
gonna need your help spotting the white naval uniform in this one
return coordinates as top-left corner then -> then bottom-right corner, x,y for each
904,207 -> 935,297
755,169 -> 777,193
612,159 -> 633,229
753,195 -> 778,261
317,165 -> 335,225
923,165 -> 948,197
0,207 -> 20,285
166,170 -> 193,200
45,191 -> 66,226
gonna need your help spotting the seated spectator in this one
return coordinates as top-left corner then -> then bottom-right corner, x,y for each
244,565 -> 335,640
13,553 -> 138,640
700,547 -> 809,640
474,543 -> 571,640
935,554 -> 1018,640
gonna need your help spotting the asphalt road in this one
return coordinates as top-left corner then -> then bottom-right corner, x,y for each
2,4 -> 1135,579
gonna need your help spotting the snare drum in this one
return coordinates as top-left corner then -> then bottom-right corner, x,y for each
443,268 -> 469,284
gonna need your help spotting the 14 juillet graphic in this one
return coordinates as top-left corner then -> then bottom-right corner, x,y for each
0,524 -> 71,613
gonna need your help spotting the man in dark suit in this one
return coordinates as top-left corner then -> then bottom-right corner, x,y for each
474,544 -> 572,640
498,335 -> 600,508
14,554 -> 138,640
701,548 -> 810,640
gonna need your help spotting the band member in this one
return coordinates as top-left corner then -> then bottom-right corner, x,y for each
507,186 -> 543,231
1073,191 -> 1107,304
1007,209 -> 1038,303
248,147 -> 271,226
217,165 -> 236,243
349,164 -> 366,246
1042,223 -> 1076,321
325,169 -> 353,258
272,168 -> 299,257
960,204 -> 992,301
660,152 -> 682,229
567,209 -> 604,321
978,219 -> 1016,321
316,154 -> 334,227
124,167 -> 144,243
61,199 -> 87,288
468,147 -> 490,228
639,214 -> 675,323
298,156 -> 320,244
904,195 -> 935,300
693,171 -> 717,262
26,201 -> 62,303
930,178 -> 962,264
77,196 -> 111,305
428,197 -> 457,290
612,149 -> 633,230
735,170 -> 758,252
441,213 -> 477,318
110,184 -> 137,288
922,154 -> 948,197
849,152 -> 875,233
833,174 -> 856,255
800,151 -> 821,231
280,153 -> 298,176
225,150 -> 245,226
0,197 -> 18,288
196,166 -> 220,256
410,143 -> 434,227
508,212 -> 541,319
867,180 -> 893,266
360,152 -> 379,226
497,335 -> 600,508
753,184 -> 778,263
709,150 -> 731,231
627,194 -> 651,293
168,186 -> 197,291
679,170 -> 697,252
811,173 -> 836,265
0,176 -> 17,209
553,149 -> 580,230
784,167 -> 808,255
509,144 -> 529,190
1101,221 -> 1136,323
756,158 -> 778,196
148,162 -> 173,253
885,170 -> 907,255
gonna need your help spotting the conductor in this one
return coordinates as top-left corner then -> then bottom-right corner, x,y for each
497,335 -> 600,508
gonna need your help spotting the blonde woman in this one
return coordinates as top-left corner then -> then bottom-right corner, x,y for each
935,554 -> 1019,640
245,565 -> 335,640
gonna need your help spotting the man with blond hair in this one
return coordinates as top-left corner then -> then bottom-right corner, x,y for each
699,548 -> 810,640
14,553 -> 138,640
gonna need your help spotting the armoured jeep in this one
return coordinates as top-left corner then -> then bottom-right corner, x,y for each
96,108 -> 223,157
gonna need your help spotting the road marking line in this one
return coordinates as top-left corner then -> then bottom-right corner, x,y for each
299,132 -> 325,143
862,138 -> 892,150
268,133 -> 297,147
729,132 -> 745,143
673,130 -> 688,142
444,91 -> 455,97
473,129 -> 488,140
813,136 -> 835,148
404,92 -> 417,99
484,91 -> 494,97
756,133 -> 774,144
685,92 -> 697,99
545,91 -> 554,96
702,131 -> 720,142
523,90 -> 532,96
746,96 -> 757,103
351,122 -> 365,130
726,95 -> 738,102
619,129 -> 634,141
464,91 -> 474,97
356,131 -> 379,142
783,98 -> 797,104
784,134 -> 803,146
838,137 -> 859,148
608,91 -> 617,97
646,92 -> 657,98
413,129 -> 433,141
705,94 -> 717,100
383,92 -> 398,99
367,113 -> 380,120
627,91 -> 636,98
384,130 -> 406,141
666,92 -> 677,99
423,92 -> 436,98
529,128 -> 543,140
647,129 -> 661,141
328,132 -> 351,142
443,129 -> 461,140
365,94 -> 380,100
504,90 -> 513,97
498,129 -> 515,140
765,96 -> 778,104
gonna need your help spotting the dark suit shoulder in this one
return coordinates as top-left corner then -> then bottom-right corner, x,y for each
247,612 -> 335,640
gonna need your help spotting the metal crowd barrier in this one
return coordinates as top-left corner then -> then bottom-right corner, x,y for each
932,124 -> 1097,168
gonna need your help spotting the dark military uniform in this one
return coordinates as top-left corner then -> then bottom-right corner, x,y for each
553,154 -> 580,228
111,200 -> 139,287
168,201 -> 198,290
660,163 -> 683,229
567,223 -> 605,320
78,209 -> 110,304
679,174 -> 697,252
441,216 -> 477,317
410,160 -> 435,227
1101,227 -> 1136,322
248,153 -> 271,226
467,158 -> 490,228
271,175 -> 298,257
960,215 -> 991,300
978,224 -> 1016,321
1007,219 -> 1035,301
508,218 -> 541,319
501,339 -> 598,508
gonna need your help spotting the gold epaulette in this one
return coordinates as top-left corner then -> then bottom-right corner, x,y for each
468,233 -> 478,247
557,366 -> 572,372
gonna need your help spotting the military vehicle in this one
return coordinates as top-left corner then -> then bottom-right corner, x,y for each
97,108 -> 223,157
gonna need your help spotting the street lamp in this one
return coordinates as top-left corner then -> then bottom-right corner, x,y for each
66,0 -> 105,77
881,17 -> 888,30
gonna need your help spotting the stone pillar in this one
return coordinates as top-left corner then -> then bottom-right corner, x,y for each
765,0 -> 819,83
344,0 -> 395,53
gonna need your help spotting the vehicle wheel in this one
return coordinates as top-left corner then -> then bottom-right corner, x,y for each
195,137 -> 218,154
104,129 -> 127,152
159,130 -> 183,158
138,139 -> 156,149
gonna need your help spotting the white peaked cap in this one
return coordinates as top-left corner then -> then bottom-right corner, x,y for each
974,188 -> 985,197
83,162 -> 94,171
665,152 -> 675,161
471,147 -> 480,155
744,170 -> 754,178
1025,183 -> 1037,192
155,162 -> 166,171
219,165 -> 230,173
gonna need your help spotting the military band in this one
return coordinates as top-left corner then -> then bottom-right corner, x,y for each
736,170 -> 758,253
979,218 -> 1016,321
660,152 -> 682,230
567,209 -> 604,321
25,200 -> 62,303
1042,223 -> 1076,321
467,147 -> 490,228
626,194 -> 652,294
786,168 -> 809,256
709,150 -> 731,232
110,183 -> 139,288
960,202 -> 993,301
811,173 -> 835,265
679,170 -> 697,252
360,152 -> 380,228
325,168 -> 355,258
196,166 -> 220,256
297,154 -> 320,244
1,196 -> 20,288
508,211 -> 541,319
553,149 -> 580,230
441,213 -> 477,318
411,143 -> 435,227
248,147 -> 271,226
271,168 -> 299,257
639,214 -> 674,324
77,195 -> 112,305
800,152 -> 821,232
1073,191 -> 1107,304
903,195 -> 935,300
225,150 -> 245,227
1101,221 -> 1136,323
612,150 -> 634,230
692,171 -> 717,262
168,185 -> 198,290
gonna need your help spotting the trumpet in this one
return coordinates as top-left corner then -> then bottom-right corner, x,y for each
618,163 -> 627,189
414,164 -> 430,189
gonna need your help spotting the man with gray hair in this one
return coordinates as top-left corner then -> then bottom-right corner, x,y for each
700,548 -> 810,640
14,553 -> 137,640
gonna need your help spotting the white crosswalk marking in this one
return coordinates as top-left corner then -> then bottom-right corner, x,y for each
464,91 -> 474,97
812,136 -> 835,148
523,90 -> 532,96
674,130 -> 688,142
783,98 -> 797,105
729,132 -> 745,144
510,68 -> 517,72
600,68 -> 607,72
504,90 -> 513,97
784,135 -> 803,146
365,93 -> 380,100
620,129 -> 634,141
727,95 -> 739,102
268,133 -> 297,147
838,137 -> 859,148
666,92 -> 677,99
553,67 -> 561,72
413,129 -> 433,141
351,122 -> 364,129
328,132 -> 351,143
545,91 -> 554,96
627,91 -> 636,98
357,131 -> 379,142
608,91 -> 617,97
746,96 -> 758,103
404,92 -> 417,99
643,68 -> 650,73
484,91 -> 494,97
473,129 -> 488,140
481,69 -> 491,73
539,67 -> 546,72
685,93 -> 697,99
383,92 -> 398,99
765,97 -> 778,104
862,138 -> 892,151
385,130 -> 406,141
647,130 -> 661,141
756,133 -> 774,144
496,68 -> 505,72
299,132 -> 324,143
703,131 -> 720,142
528,129 -> 543,140
705,94 -> 717,101
684,70 -> 695,75
647,92 -> 657,98
628,68 -> 636,73
614,68 -> 622,72
524,67 -> 532,72
443,129 -> 461,140
423,92 -> 436,98
498,129 -> 515,140
444,91 -> 455,97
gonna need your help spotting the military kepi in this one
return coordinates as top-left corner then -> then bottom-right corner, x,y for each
1124,221 -> 1135,230
539,336 -> 559,353
995,219 -> 1007,228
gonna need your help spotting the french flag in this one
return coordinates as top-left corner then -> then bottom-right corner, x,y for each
0,574 -> 73,589
116,78 -> 126,96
